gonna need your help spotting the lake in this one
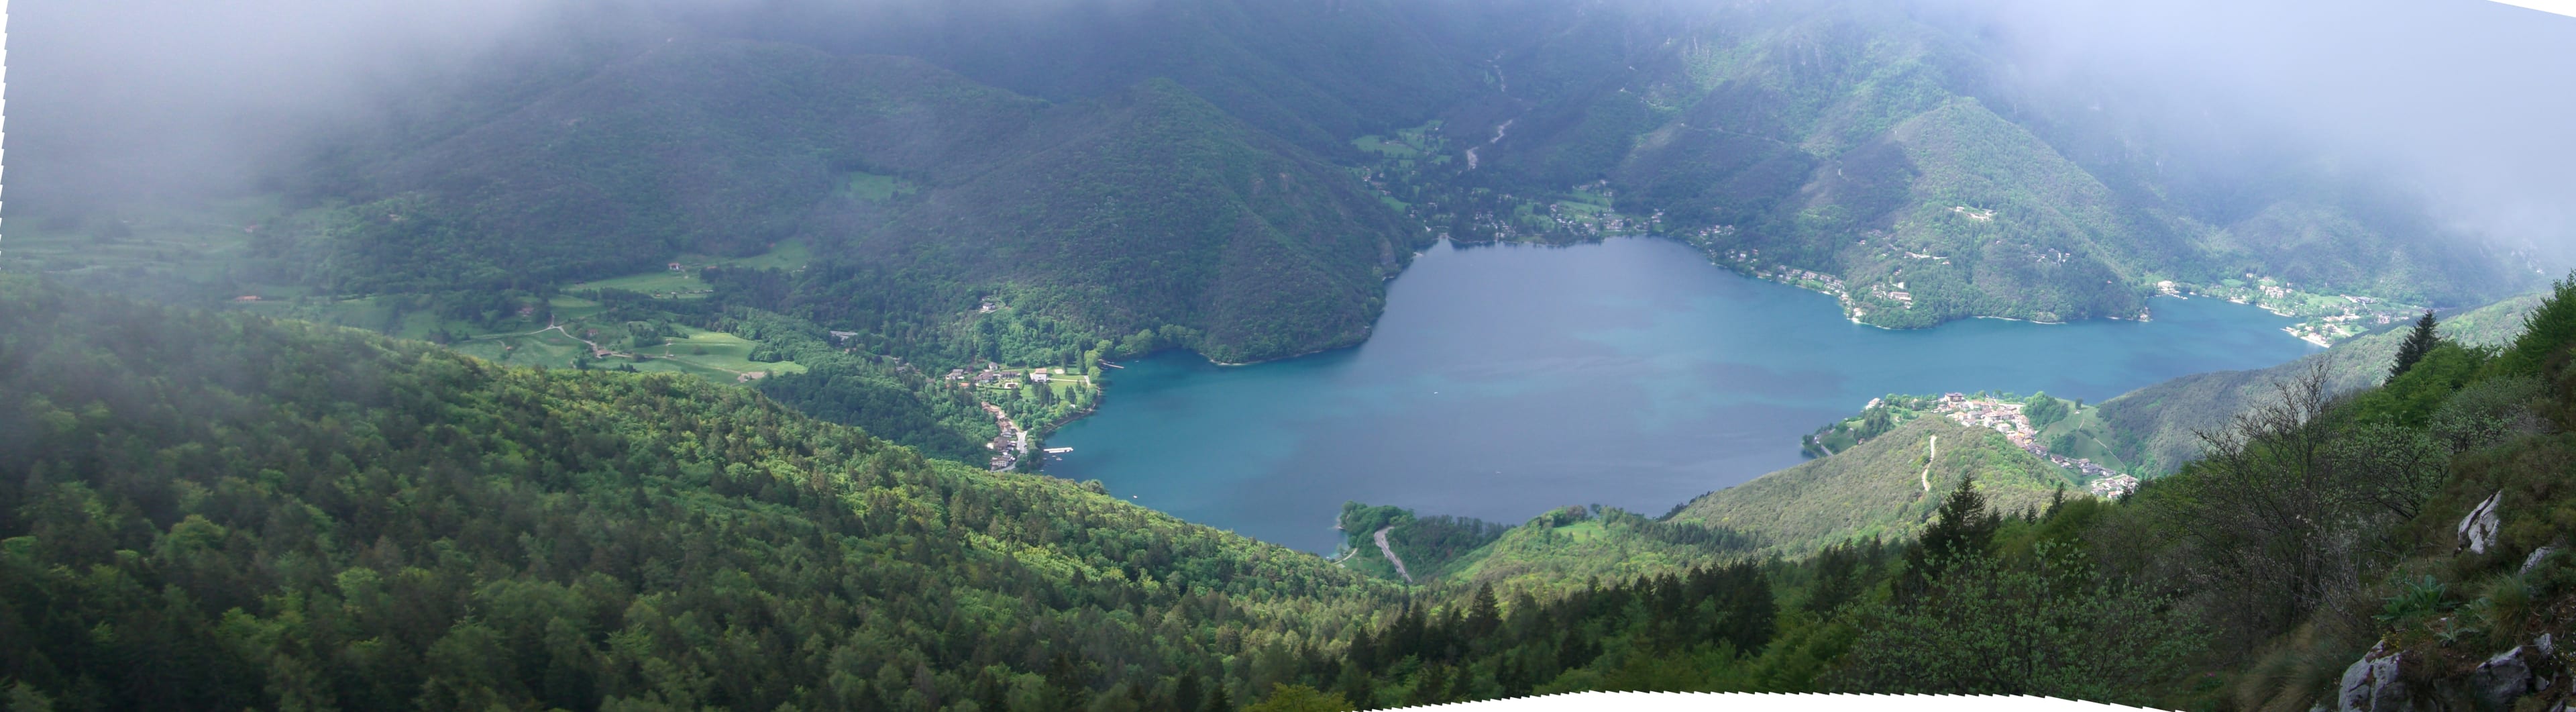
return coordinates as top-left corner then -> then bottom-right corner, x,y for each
1046,237 -> 2320,552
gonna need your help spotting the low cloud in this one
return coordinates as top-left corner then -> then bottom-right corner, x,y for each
1931,0 -> 2576,263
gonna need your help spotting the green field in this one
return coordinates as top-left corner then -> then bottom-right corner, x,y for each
1352,134 -> 1421,158
841,171 -> 921,202
446,325 -> 806,382
449,327 -> 596,369
0,196 -> 281,285
1353,121 -> 1448,167
693,240 -> 811,270
2032,406 -> 2133,472
637,327 -> 806,378
973,366 -> 1097,400
566,241 -> 812,297
566,270 -> 712,297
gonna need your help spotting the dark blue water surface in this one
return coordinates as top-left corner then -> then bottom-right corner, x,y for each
1048,238 -> 2318,552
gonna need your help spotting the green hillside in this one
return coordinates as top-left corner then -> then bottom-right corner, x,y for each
1291,276 -> 2576,707
1666,417 -> 2077,557
2094,292 -> 2547,473
1426,507 -> 1760,601
11,271 -> 2576,709
0,276 -> 1393,710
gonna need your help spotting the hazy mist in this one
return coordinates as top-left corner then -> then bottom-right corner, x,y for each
9,0 -> 2571,260
8,0 -> 579,209
1942,0 -> 2576,264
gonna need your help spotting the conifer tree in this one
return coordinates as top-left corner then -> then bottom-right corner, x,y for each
1174,670 -> 1206,712
2390,311 -> 2441,381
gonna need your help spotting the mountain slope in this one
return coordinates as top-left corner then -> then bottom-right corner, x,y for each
1441,0 -> 2524,326
0,276 -> 1391,710
715,0 -> 1489,156
844,79 -> 1419,362
1665,416 -> 2076,556
2094,292 -> 2546,472
299,36 -> 1423,364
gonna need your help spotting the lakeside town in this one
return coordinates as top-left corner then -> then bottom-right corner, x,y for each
946,361 -> 1096,470
1922,393 -> 2140,499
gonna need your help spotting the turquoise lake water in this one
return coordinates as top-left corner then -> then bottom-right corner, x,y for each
1046,237 -> 2321,552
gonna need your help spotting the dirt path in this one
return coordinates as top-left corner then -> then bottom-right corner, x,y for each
1919,434 -> 1938,493
1374,527 -> 1415,584
1464,118 -> 1515,170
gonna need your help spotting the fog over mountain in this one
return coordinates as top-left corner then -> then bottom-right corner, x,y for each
11,0 -> 2571,262
1937,0 -> 2576,262
5,0 -> 589,207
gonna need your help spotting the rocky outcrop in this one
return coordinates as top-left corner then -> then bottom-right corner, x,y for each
2525,545 -> 2559,574
2461,491 -> 2504,555
2337,642 -> 2410,712
2469,635 -> 2557,711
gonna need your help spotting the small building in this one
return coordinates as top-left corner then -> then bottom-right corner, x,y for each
668,262 -> 684,272
1029,372 -> 1050,383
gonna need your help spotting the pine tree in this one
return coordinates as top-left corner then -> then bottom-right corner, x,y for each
1171,670 -> 1204,712
1897,475 -> 1999,603
1465,584 -> 1501,639
2390,311 -> 2441,381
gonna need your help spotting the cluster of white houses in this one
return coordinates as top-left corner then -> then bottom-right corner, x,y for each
1929,393 -> 2139,499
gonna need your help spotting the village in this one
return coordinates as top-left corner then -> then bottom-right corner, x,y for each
1923,393 -> 2141,499
945,361 -> 1097,470
2158,276 -> 2425,347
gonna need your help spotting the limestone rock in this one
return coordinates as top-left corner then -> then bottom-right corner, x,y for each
2469,634 -> 2557,711
2461,491 -> 2503,555
2526,545 -> 2559,574
2338,641 -> 2410,712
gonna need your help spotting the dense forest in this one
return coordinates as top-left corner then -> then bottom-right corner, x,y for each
0,276 -> 1397,711
9,272 -> 2576,709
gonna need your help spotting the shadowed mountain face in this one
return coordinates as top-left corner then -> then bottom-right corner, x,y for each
9,0 -> 2536,368
301,37 -> 1424,363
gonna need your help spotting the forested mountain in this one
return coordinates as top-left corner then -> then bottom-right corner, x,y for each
0,276 -> 1395,710
699,0 -> 1485,156
10,270 -> 2576,709
274,36 -> 1423,365
15,0 -> 2533,366
1430,0 -> 2525,325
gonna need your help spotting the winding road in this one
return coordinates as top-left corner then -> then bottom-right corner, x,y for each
1374,527 -> 1415,584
